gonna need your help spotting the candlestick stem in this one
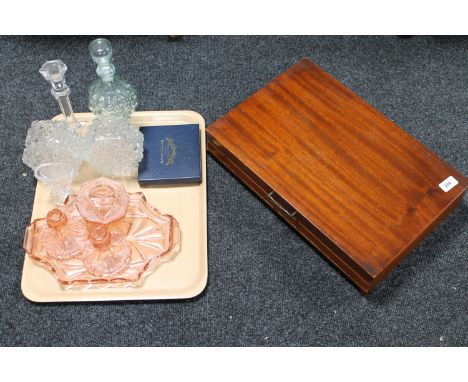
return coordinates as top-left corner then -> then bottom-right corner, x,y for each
39,60 -> 80,130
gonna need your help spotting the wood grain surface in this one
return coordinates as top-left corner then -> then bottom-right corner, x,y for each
207,58 -> 467,293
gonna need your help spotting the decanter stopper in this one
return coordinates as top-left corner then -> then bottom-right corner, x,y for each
39,60 -> 79,130
89,38 -> 116,79
88,38 -> 138,118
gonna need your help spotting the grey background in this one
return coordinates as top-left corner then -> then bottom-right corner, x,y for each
0,36 -> 466,346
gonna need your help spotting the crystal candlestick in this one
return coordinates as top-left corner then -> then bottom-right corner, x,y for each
39,60 -> 80,131
22,60 -> 84,173
88,38 -> 138,118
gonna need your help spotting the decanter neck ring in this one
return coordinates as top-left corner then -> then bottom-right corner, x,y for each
96,64 -> 115,82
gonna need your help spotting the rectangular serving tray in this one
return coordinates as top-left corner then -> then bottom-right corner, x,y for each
207,59 -> 467,293
21,111 -> 208,302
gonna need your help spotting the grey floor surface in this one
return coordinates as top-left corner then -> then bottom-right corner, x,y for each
0,36 -> 466,346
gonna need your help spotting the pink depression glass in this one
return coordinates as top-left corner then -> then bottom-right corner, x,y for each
82,225 -> 131,277
39,203 -> 88,260
23,177 -> 179,288
75,177 -> 129,224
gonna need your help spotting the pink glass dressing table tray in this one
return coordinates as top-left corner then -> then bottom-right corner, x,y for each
21,111 -> 208,302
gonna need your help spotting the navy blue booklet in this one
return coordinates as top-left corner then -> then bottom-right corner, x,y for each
138,124 -> 201,186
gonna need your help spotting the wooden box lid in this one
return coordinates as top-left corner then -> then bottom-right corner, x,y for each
207,58 -> 467,293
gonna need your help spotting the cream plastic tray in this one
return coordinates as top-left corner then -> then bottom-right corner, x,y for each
21,111 -> 208,302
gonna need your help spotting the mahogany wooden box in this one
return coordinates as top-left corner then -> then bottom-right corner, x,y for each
207,58 -> 467,293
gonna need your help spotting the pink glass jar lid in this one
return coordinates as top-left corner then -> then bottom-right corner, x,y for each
75,177 -> 129,224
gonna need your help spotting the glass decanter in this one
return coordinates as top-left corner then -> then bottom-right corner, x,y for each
88,38 -> 137,118
22,60 -> 83,173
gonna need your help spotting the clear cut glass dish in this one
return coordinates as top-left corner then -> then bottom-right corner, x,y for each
23,177 -> 179,289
